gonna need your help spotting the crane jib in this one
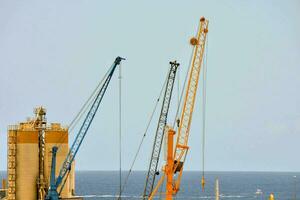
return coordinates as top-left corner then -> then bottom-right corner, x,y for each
143,61 -> 179,198
147,17 -> 209,200
56,57 -> 124,187
45,57 -> 124,200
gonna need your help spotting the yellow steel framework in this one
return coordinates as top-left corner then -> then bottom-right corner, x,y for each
7,128 -> 17,200
149,17 -> 209,200
35,107 -> 47,200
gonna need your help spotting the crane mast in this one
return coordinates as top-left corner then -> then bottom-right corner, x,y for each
35,107 -> 47,200
45,56 -> 124,200
143,61 -> 179,199
149,17 -> 209,200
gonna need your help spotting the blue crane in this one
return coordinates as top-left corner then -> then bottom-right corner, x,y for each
45,56 -> 125,200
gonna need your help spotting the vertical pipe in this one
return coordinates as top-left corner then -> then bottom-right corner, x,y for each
2,179 -> 6,189
118,63 -> 122,199
166,129 -> 175,200
50,147 -> 58,189
45,146 -> 59,200
36,107 -> 47,200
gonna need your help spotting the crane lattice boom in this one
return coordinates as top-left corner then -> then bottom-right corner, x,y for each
148,17 -> 209,200
45,57 -> 124,200
56,57 -> 124,187
143,61 -> 179,198
174,17 -> 208,167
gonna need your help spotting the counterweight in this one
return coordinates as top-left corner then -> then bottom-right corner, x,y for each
143,61 -> 179,199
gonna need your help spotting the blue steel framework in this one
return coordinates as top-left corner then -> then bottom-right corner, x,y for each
45,57 -> 124,200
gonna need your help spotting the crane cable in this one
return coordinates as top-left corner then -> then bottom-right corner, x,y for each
177,63 -> 180,118
118,61 -> 122,199
69,64 -> 113,132
201,34 -> 208,191
172,50 -> 194,130
116,69 -> 169,199
54,64 -> 114,151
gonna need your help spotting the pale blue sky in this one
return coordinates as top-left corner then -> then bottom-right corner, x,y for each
0,0 -> 300,171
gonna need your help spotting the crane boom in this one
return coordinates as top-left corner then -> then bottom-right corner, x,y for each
174,17 -> 208,172
143,61 -> 179,198
172,17 -> 208,195
45,56 -> 124,200
148,17 -> 209,200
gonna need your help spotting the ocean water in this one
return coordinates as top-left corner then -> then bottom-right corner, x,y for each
1,171 -> 299,199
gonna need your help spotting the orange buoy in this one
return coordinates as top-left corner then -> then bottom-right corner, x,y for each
201,176 -> 206,191
269,193 -> 275,200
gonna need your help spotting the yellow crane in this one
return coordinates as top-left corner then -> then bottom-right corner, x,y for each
148,17 -> 209,200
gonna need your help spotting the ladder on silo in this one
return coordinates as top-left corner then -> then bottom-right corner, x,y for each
7,127 -> 17,200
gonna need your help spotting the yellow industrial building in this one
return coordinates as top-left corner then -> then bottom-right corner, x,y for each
7,107 -> 75,200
